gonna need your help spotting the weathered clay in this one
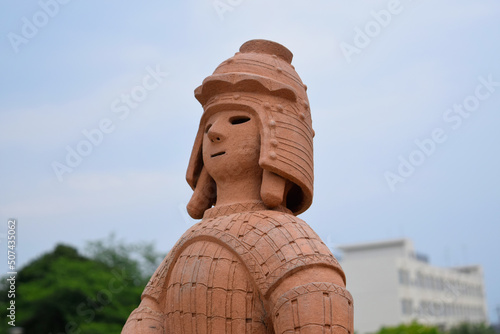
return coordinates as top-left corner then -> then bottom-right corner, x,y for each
122,39 -> 353,333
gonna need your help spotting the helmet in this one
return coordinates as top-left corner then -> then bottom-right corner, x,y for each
186,39 -> 314,218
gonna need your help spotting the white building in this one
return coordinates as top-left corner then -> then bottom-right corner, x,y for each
337,239 -> 488,334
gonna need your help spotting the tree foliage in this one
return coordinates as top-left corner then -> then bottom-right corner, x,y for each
376,321 -> 496,334
0,235 -> 164,334
449,323 -> 496,334
377,321 -> 441,334
84,233 -> 164,284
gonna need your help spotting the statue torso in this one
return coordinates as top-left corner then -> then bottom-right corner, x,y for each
143,202 -> 347,333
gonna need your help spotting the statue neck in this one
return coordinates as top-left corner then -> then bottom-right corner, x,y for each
203,200 -> 292,219
214,176 -> 262,207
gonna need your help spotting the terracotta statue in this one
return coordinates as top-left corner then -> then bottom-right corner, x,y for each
122,39 -> 353,333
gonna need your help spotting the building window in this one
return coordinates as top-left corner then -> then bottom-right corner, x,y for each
416,272 -> 424,288
401,299 -> 413,315
437,278 -> 444,290
398,269 -> 410,285
431,302 -> 445,317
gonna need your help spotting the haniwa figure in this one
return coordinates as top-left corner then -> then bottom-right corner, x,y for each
122,39 -> 353,334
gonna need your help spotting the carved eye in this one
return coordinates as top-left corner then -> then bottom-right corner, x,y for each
205,124 -> 212,133
229,116 -> 250,125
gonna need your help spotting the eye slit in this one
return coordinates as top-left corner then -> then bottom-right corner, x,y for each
205,124 -> 212,133
229,116 -> 251,125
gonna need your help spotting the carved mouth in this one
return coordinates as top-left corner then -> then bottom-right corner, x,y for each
211,151 -> 226,158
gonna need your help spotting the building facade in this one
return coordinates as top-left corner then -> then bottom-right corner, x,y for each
337,239 -> 488,334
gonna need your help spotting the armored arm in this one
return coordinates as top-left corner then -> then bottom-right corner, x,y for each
121,296 -> 165,334
270,267 -> 354,334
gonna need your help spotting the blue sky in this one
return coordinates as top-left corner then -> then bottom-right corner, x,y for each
1,0 -> 499,323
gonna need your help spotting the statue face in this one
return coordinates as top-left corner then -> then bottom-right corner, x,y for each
202,110 -> 261,183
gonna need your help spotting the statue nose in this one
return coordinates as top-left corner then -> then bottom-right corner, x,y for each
207,127 -> 225,143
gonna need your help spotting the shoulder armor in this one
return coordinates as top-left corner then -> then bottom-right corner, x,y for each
143,211 -> 345,301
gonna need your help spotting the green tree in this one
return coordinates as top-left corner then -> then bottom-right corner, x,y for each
448,323 -> 496,334
377,321 -> 441,334
0,236 -> 164,334
84,233 -> 164,285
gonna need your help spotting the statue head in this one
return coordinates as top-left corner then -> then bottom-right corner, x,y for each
186,39 -> 314,219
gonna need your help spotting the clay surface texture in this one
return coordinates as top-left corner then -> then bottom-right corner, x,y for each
122,39 -> 353,334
